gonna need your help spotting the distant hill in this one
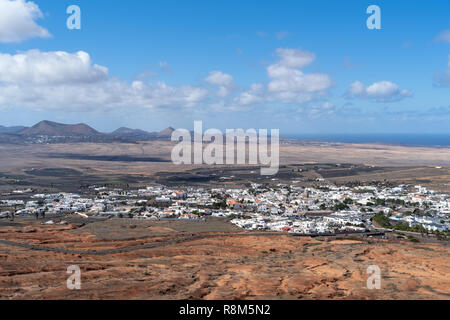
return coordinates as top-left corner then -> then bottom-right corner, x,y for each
19,120 -> 99,137
157,127 -> 175,138
112,127 -> 149,135
111,126 -> 174,140
0,125 -> 27,134
111,127 -> 158,140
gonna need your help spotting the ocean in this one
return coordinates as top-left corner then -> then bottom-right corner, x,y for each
284,133 -> 450,147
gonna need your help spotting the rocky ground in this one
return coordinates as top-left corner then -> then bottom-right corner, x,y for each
0,218 -> 449,300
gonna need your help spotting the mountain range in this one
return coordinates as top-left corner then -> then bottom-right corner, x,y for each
0,121 -> 175,144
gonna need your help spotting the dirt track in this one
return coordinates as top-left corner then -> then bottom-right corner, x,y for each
0,232 -> 287,255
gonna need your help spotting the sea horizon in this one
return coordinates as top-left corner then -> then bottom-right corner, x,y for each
284,133 -> 450,147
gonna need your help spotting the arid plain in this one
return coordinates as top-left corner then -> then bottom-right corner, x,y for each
0,140 -> 450,191
0,140 -> 449,300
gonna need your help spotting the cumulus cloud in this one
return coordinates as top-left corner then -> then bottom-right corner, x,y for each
0,50 -> 209,110
434,30 -> 450,43
266,48 -> 333,104
204,70 -> 235,97
0,78 -> 209,111
347,80 -> 412,102
0,47 -> 334,113
236,83 -> 265,105
232,48 -> 333,108
271,48 -> 316,69
0,50 -> 108,85
0,79 -> 209,111
205,70 -> 234,86
0,0 -> 50,43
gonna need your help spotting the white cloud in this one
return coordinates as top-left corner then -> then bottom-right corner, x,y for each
0,46 -> 334,113
272,48 -> 316,68
232,48 -> 332,108
0,0 -> 50,43
348,80 -> 412,102
0,47 -> 333,114
266,48 -> 332,104
205,71 -> 234,86
0,78 -> 209,111
216,86 -> 231,98
236,83 -> 265,105
204,70 -> 235,97
0,50 -> 209,110
0,50 -> 108,85
348,81 -> 365,96
434,30 -> 450,43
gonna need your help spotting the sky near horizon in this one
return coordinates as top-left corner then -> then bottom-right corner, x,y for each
0,0 -> 449,134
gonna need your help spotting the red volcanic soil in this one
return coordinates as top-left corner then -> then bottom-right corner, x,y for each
0,220 -> 449,300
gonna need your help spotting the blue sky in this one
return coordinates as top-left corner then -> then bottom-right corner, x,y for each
0,0 -> 449,134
